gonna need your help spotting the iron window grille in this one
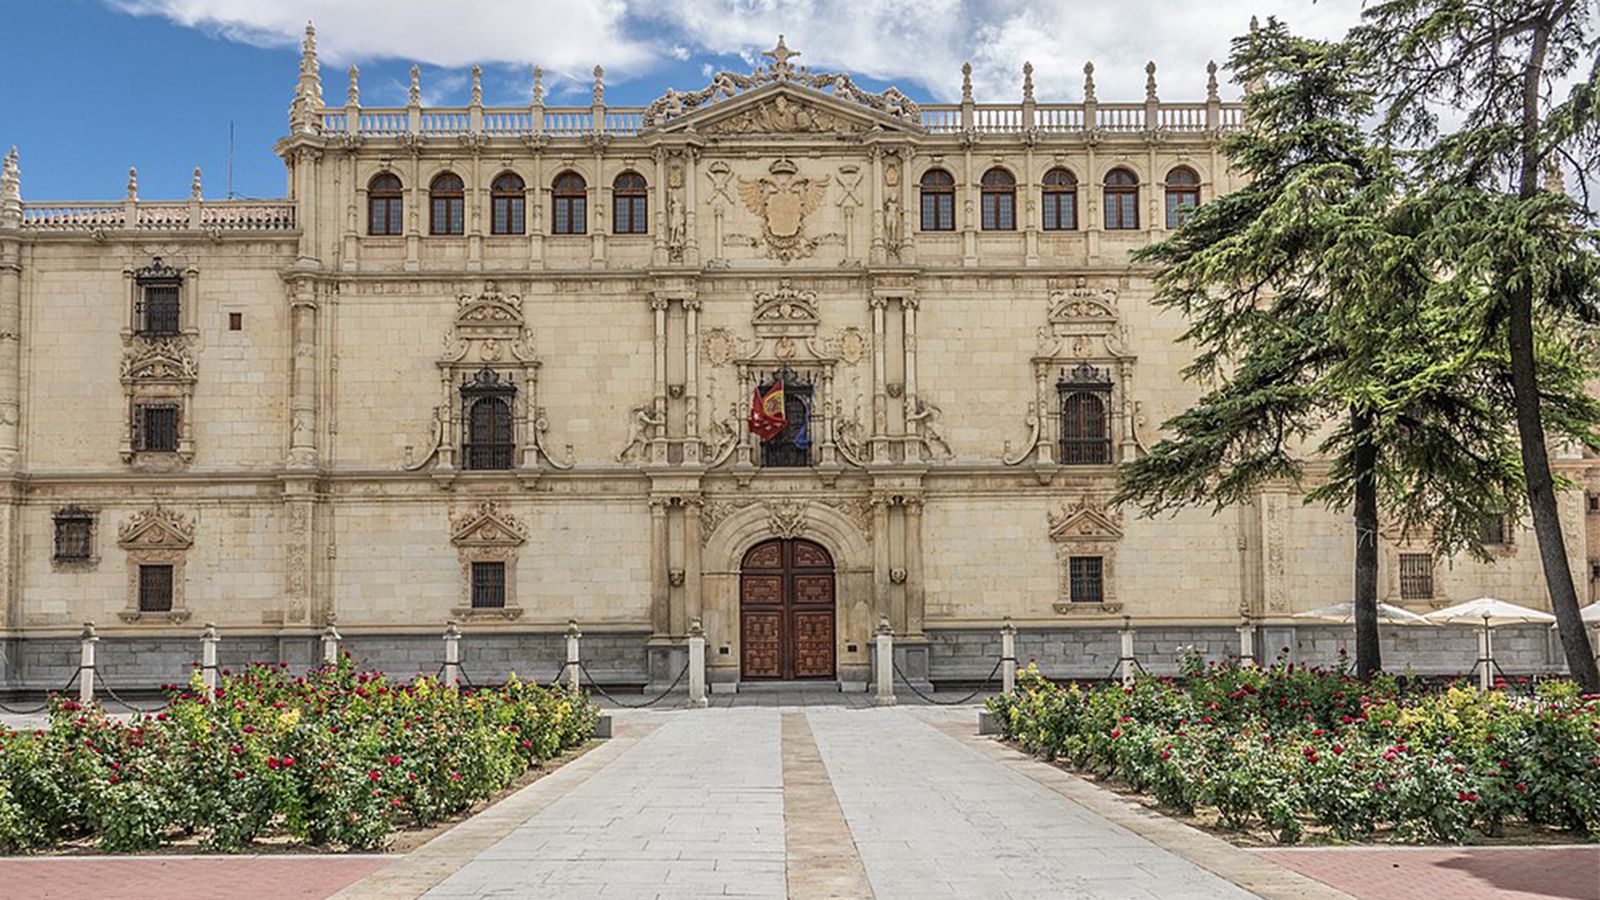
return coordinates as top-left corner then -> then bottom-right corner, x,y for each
1477,514 -> 1508,546
490,172 -> 526,235
134,403 -> 180,453
1069,556 -> 1105,603
138,564 -> 174,612
1398,553 -> 1434,601
461,368 -> 515,470
471,561 -> 507,608
612,172 -> 649,234
1057,363 -> 1114,465
760,366 -> 816,468
133,258 -> 183,336
53,506 -> 94,563
368,173 -> 404,235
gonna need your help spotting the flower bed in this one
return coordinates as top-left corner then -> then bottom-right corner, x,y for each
987,660 -> 1600,843
0,660 -> 598,853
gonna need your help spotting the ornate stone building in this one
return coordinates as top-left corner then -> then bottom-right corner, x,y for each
1,30 -> 1595,690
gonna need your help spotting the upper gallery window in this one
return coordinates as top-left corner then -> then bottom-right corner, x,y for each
1164,166 -> 1201,228
1104,168 -> 1140,231
612,172 -> 649,235
980,168 -> 1017,231
552,172 -> 588,235
919,169 -> 956,232
429,173 -> 465,236
368,173 -> 404,236
1041,168 -> 1078,231
490,172 -> 526,235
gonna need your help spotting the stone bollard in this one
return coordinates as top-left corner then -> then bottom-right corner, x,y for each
200,622 -> 221,694
687,618 -> 708,708
1237,618 -> 1256,667
564,619 -> 582,693
442,620 -> 462,688
875,616 -> 896,706
79,622 -> 98,705
1000,617 -> 1017,696
1119,616 -> 1137,686
321,622 -> 342,666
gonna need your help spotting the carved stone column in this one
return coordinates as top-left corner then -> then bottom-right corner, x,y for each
961,144 -> 977,267
870,296 -> 889,460
683,148 -> 700,265
296,148 -> 321,267
282,478 -> 316,626
1033,359 -> 1054,464
868,147 -> 885,262
466,150 -> 483,271
287,279 -> 320,469
1084,144 -> 1100,262
683,297 -> 701,460
650,294 -> 669,463
528,149 -> 544,265
902,294 -> 919,453
904,496 -> 926,638
683,497 -> 703,626
405,153 -> 421,271
649,498 -> 670,637
341,152 -> 360,272
651,149 -> 668,265
1023,142 -> 1040,266
590,148 -> 606,266
872,495 -> 892,627
0,238 -> 20,471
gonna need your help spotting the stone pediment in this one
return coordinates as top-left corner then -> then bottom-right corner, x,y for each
117,507 -> 195,550
450,501 -> 528,548
654,83 -> 921,137
455,288 -> 523,334
752,278 -> 819,336
121,339 -> 197,384
1048,497 -> 1123,542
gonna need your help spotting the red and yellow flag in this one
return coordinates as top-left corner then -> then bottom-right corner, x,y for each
748,380 -> 787,441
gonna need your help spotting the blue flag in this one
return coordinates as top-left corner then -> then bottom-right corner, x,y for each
792,395 -> 811,449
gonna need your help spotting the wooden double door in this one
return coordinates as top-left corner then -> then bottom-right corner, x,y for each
740,538 -> 836,680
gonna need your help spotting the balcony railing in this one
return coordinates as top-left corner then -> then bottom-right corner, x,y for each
20,200 -> 296,233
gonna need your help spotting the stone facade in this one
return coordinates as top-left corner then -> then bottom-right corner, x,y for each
0,31 -> 1596,690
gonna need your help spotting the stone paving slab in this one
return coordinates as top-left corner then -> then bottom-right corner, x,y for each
1255,845 -> 1600,900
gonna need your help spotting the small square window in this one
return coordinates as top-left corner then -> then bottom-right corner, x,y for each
138,564 -> 174,612
1069,556 -> 1104,603
135,404 -> 180,453
1399,553 -> 1434,601
53,508 -> 94,563
1588,494 -> 1599,514
228,312 -> 242,331
471,561 -> 506,609
1477,514 -> 1508,546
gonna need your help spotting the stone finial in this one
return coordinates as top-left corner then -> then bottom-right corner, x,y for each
1206,60 -> 1219,103
1250,14 -> 1260,31
190,166 -> 202,201
348,65 -> 360,106
1145,61 -> 1158,101
532,65 -> 545,105
408,65 -> 421,105
1022,61 -> 1034,102
126,166 -> 139,201
961,62 -> 973,102
0,147 -> 20,223
288,20 -> 323,133
592,65 -> 605,105
1082,61 -> 1096,103
763,34 -> 800,73
470,64 -> 483,106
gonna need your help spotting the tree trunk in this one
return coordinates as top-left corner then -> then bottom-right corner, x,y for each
1510,17 -> 1600,692
1352,409 -> 1382,682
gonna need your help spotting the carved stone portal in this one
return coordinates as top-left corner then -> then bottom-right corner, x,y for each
117,507 -> 195,624
449,501 -> 529,620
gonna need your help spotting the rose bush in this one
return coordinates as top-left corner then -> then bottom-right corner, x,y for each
989,661 -> 1600,844
0,659 -> 598,853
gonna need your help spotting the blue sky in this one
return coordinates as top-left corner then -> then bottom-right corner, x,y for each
3,0 -> 1361,202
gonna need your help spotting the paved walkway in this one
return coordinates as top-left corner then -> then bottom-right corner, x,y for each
1255,846 -> 1600,900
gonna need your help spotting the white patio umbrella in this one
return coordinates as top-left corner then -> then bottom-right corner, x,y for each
1579,603 -> 1600,626
1424,597 -> 1556,690
1293,602 -> 1432,625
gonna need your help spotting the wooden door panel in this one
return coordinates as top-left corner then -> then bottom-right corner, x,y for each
742,574 -> 783,606
791,573 -> 833,607
792,611 -> 835,678
741,611 -> 782,678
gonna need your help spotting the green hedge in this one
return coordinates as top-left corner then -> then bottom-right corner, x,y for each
0,660 -> 598,852
988,660 -> 1600,843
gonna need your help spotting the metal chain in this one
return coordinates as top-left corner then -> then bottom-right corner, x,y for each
0,666 -> 86,716
92,669 -> 170,713
577,660 -> 690,709
892,657 -> 1003,706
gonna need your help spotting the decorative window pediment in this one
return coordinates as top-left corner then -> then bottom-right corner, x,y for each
1048,496 -> 1122,614
117,507 -> 194,623
120,339 -> 197,465
1048,278 -> 1120,327
752,278 -> 820,337
450,500 -> 529,549
449,501 -> 527,620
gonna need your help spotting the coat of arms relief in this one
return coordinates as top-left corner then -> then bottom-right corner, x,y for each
737,158 -> 830,262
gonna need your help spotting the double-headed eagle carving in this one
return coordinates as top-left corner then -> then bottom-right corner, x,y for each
737,159 -> 830,262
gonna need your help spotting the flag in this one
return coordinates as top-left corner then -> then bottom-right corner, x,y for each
792,395 -> 811,449
748,380 -> 786,441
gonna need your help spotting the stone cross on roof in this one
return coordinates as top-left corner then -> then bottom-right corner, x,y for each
763,35 -> 800,71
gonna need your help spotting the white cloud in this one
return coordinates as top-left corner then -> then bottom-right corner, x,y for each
107,0 -> 1366,103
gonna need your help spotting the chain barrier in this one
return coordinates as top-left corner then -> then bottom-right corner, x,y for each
547,660 -> 574,685
0,666 -> 86,716
892,657 -> 1003,706
1107,657 -> 1148,680
576,660 -> 690,709
92,669 -> 170,714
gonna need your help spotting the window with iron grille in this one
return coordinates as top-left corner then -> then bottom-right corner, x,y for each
368,173 -> 404,235
1057,363 -> 1113,465
471,561 -> 506,608
980,168 -> 1016,231
1104,168 -> 1140,230
138,564 -> 174,612
137,283 -> 181,336
1069,556 -> 1104,603
759,369 -> 815,468
612,172 -> 649,234
430,173 -> 465,236
1398,553 -> 1434,600
461,368 -> 515,470
490,172 -> 526,235
135,404 -> 180,453
1041,168 -> 1078,230
1164,167 -> 1201,228
552,172 -> 587,235
1477,514 -> 1508,546
53,507 -> 94,563
919,169 -> 955,231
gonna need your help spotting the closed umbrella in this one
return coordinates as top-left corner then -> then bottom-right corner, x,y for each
1424,597 -> 1556,690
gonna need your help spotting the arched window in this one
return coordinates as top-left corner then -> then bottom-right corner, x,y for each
1041,168 -> 1078,231
919,169 -> 955,231
1103,168 -> 1139,231
490,172 -> 525,235
368,173 -> 403,236
613,172 -> 648,234
980,168 -> 1016,231
461,368 -> 515,470
1165,166 -> 1201,228
1057,363 -> 1113,464
552,172 -> 587,235
429,173 -> 465,236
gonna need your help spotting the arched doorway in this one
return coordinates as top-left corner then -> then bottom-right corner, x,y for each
740,538 -> 836,680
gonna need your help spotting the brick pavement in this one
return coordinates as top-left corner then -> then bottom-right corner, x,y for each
1255,846 -> 1600,900
0,855 -> 389,900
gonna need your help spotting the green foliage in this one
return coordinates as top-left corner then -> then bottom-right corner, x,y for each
987,665 -> 1600,843
0,660 -> 598,852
